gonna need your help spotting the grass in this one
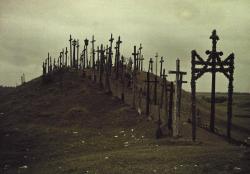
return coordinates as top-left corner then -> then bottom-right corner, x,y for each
0,71 -> 250,174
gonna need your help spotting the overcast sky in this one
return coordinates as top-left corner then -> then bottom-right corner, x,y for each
0,0 -> 249,92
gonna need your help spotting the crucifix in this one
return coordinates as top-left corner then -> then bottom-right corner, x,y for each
69,35 -> 72,67
169,58 -> 187,137
191,30 -> 235,141
84,38 -> 89,68
61,49 -> 64,67
160,57 -> 164,77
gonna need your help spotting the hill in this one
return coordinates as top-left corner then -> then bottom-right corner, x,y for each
0,71 -> 249,174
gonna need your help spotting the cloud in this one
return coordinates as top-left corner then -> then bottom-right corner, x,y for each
0,0 -> 249,92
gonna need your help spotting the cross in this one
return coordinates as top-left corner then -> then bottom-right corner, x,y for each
169,58 -> 187,137
191,29 -> 235,141
159,57 -> 164,77
132,46 -> 138,71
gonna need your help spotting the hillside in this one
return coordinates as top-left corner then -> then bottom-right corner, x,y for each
0,71 -> 249,174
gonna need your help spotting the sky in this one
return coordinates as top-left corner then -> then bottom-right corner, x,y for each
0,0 -> 249,92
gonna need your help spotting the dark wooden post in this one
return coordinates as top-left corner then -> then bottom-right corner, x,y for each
155,53 -> 158,75
91,35 -> 96,69
84,38 -> 89,68
168,82 -> 174,133
99,44 -> 105,88
65,47 -> 68,67
169,58 -> 187,137
149,58 -> 153,73
69,35 -> 72,67
145,71 -> 150,116
160,57 -> 164,77
191,50 -> 196,141
227,54 -> 234,139
140,54 -> 144,71
132,46 -> 137,71
138,43 -> 143,71
109,33 -> 114,68
72,39 -> 76,68
76,39 -> 79,69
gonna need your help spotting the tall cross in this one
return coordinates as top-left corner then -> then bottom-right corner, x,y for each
169,58 -> 187,137
72,39 -> 77,68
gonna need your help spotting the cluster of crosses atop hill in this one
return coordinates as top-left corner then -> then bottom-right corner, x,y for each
42,30 -> 235,142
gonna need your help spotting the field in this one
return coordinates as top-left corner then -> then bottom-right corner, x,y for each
0,71 -> 249,174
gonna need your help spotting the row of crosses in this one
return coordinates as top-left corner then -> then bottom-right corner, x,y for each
41,30 -> 235,142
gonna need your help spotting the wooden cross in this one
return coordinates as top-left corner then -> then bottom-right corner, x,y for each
191,29 -> 235,141
169,58 -> 187,137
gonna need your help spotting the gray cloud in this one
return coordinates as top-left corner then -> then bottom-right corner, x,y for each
0,0 -> 249,92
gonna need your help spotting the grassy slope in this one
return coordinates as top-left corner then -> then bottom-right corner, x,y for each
0,71 -> 249,174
